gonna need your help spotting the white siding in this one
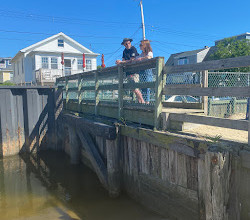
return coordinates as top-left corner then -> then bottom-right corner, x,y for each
12,33 -> 98,84
34,38 -> 87,54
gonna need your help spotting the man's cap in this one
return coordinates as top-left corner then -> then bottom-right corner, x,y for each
121,38 -> 133,45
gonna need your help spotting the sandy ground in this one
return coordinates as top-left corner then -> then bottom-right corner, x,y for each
182,113 -> 248,144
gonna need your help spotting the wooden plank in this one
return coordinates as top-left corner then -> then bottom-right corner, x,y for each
63,114 -> 117,140
202,70 -> 208,115
165,84 -> 202,89
163,102 -> 203,109
121,125 -> 203,158
168,112 -> 248,131
169,150 -> 177,184
123,109 -> 154,126
123,103 -> 154,111
160,147 -> 169,181
95,71 -> 99,115
76,128 -> 108,189
77,75 -> 82,112
164,86 -> 250,97
96,136 -> 104,155
0,86 -> 56,89
106,139 -> 121,197
186,157 -> 198,191
154,57 -> 164,129
118,66 -> 124,119
140,141 -> 149,174
123,82 -> 155,90
165,55 -> 250,73
177,153 -> 187,188
65,77 -> 69,110
122,58 -> 158,73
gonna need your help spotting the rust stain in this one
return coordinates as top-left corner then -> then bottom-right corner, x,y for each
211,156 -> 218,165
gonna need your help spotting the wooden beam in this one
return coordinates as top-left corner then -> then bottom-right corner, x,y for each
120,125 -> 203,158
165,55 -> 250,73
122,58 -> 158,74
124,82 -> 155,90
164,86 -> 250,97
63,114 -> 117,140
154,57 -> 164,129
118,66 -> 124,119
76,128 -> 108,189
168,113 -> 248,131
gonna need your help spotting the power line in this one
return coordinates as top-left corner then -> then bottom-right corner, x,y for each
0,9 -> 143,27
104,27 -> 141,63
0,29 -> 123,39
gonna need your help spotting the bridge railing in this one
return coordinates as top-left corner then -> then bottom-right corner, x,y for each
163,55 -> 250,145
56,57 -> 165,129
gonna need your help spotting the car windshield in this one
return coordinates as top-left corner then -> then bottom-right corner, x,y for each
185,96 -> 198,102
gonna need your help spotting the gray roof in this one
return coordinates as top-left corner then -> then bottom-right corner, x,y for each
165,48 -> 208,66
174,48 -> 206,59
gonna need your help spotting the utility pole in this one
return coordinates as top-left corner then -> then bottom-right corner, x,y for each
139,0 -> 146,40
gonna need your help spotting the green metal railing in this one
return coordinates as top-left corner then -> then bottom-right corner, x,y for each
56,57 -> 165,129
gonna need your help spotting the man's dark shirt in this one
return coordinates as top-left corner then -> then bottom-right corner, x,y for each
122,46 -> 139,60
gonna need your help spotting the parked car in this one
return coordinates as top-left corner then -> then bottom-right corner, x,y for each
165,95 -> 199,103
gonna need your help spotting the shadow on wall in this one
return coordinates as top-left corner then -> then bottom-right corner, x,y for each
0,87 -> 63,157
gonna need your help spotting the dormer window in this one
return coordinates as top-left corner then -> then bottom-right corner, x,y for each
58,39 -> 64,47
178,57 -> 189,65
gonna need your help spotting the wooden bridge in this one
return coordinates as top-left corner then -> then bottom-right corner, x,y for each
1,55 -> 250,219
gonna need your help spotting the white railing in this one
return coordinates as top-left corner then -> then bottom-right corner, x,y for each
36,68 -> 84,84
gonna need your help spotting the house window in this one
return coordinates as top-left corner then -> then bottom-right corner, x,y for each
77,59 -> 83,70
86,59 -> 92,70
178,57 -> 189,65
58,39 -> 64,47
51,58 -> 58,69
42,57 -> 49,69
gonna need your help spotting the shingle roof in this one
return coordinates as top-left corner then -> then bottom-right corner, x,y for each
174,48 -> 206,59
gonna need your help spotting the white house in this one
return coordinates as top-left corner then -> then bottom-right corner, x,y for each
11,32 -> 99,85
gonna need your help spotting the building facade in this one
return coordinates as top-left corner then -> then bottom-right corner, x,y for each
11,32 -> 99,85
0,57 -> 13,83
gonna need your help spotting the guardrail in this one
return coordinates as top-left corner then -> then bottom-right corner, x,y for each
164,55 -> 250,145
56,57 -> 165,129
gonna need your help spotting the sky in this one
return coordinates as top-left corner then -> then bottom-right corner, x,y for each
1,0 -> 250,67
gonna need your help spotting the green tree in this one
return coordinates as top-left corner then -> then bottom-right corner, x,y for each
0,81 -> 15,86
208,37 -> 250,72
97,65 -> 102,70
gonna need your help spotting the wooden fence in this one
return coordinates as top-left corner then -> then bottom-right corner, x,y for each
56,57 -> 165,129
164,55 -> 250,145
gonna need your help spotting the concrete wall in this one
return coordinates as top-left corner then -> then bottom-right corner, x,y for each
0,87 -> 58,157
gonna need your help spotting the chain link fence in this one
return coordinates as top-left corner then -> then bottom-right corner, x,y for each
166,71 -> 250,119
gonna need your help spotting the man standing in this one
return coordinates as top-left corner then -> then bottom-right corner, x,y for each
115,38 -> 145,103
116,38 -> 139,64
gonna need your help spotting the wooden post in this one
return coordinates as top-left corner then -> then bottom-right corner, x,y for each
198,151 -> 233,220
95,71 -> 99,116
68,126 -> 81,164
202,70 -> 208,115
106,137 -> 121,197
77,74 -> 82,113
154,57 -> 164,130
162,70 -> 167,102
118,66 -> 124,119
65,77 -> 69,110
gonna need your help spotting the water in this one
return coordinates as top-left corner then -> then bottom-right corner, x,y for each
0,151 -> 167,220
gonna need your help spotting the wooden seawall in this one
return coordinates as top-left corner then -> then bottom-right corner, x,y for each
0,86 -> 59,156
59,113 -> 250,220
